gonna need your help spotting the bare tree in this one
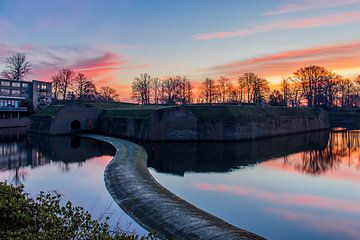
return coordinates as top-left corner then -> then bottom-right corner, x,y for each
74,72 -> 96,99
160,77 -> 180,104
268,90 -> 285,106
53,69 -> 75,100
252,77 -> 269,104
288,82 -> 303,107
132,73 -> 152,104
217,76 -> 230,103
293,65 -> 333,107
51,74 -> 61,100
237,76 -> 247,102
178,76 -> 192,104
99,86 -> 119,102
1,52 -> 30,80
280,76 -> 291,106
152,77 -> 161,104
200,78 -> 217,104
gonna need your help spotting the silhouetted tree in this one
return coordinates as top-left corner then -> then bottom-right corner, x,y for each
132,73 -> 152,104
74,72 -> 96,99
217,76 -> 230,103
268,90 -> 285,106
159,76 -> 192,104
152,77 -> 161,104
288,81 -> 302,107
293,65 -> 334,107
51,69 -> 75,100
1,52 -> 30,81
99,86 -> 119,102
200,78 -> 217,103
252,77 -> 269,104
280,76 -> 291,106
51,75 -> 61,100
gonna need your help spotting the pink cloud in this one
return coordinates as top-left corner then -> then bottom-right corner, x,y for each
267,208 -> 360,239
195,183 -> 360,214
265,0 -> 360,16
204,40 -> 360,78
193,11 -> 360,41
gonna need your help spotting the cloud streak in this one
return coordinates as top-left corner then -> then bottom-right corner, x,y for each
193,11 -> 360,41
204,40 -> 360,79
265,0 -> 360,16
195,182 -> 360,214
267,208 -> 360,239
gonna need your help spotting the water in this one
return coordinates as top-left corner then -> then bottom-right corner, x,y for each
146,129 -> 360,240
1,127 -> 359,239
0,127 -> 146,236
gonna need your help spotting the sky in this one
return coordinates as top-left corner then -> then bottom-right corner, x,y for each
1,0 -> 360,100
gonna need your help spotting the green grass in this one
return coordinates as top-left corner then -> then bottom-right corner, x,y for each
31,104 -> 65,117
186,105 -> 317,121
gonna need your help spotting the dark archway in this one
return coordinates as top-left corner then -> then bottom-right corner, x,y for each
71,120 -> 81,131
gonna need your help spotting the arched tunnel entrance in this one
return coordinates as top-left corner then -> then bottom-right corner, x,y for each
71,120 -> 81,131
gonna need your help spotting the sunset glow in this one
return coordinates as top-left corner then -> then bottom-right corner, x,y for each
1,0 -> 360,100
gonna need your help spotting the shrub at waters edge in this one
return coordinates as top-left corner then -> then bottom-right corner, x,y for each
0,181 -> 155,240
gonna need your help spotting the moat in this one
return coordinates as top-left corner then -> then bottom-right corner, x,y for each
1,127 -> 360,239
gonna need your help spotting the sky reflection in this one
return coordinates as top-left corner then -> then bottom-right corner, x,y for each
149,129 -> 360,240
0,129 -> 146,236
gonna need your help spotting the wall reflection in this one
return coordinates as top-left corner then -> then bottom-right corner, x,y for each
0,128 -> 115,185
146,130 -> 359,176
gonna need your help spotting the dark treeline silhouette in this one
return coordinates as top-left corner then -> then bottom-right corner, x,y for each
133,66 -> 360,109
1,53 -> 359,107
51,69 -> 119,102
132,73 -> 192,104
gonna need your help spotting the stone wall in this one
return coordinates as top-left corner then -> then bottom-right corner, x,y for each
97,106 -> 330,141
49,104 -> 103,135
329,112 -> 360,129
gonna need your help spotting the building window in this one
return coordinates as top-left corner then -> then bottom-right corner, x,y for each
12,90 -> 20,95
12,82 -> 21,87
41,84 -> 47,90
1,89 -> 10,94
22,83 -> 28,88
1,81 -> 10,86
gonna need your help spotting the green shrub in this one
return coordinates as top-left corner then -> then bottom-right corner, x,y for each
0,182 -> 153,240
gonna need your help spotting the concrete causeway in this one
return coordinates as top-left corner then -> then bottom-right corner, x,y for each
82,134 -> 266,240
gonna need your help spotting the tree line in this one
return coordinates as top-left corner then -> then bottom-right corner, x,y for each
51,69 -> 119,102
1,52 -> 359,108
0,52 -> 120,102
132,66 -> 360,108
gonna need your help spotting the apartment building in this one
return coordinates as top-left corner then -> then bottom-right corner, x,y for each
0,79 -> 52,117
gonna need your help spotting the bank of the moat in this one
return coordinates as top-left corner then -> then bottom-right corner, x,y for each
29,103 -> 331,141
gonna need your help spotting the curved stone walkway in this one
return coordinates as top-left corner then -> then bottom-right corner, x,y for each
82,134 -> 266,240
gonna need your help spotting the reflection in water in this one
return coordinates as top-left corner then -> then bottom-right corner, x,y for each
146,130 -> 330,175
0,128 -> 114,185
148,129 -> 360,240
0,128 -> 145,235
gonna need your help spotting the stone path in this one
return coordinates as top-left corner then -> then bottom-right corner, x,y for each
82,134 -> 266,240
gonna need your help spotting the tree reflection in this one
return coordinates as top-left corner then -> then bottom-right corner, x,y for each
0,132 -> 115,184
291,130 -> 360,175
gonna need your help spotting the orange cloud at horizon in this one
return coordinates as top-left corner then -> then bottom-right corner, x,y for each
205,40 -> 360,84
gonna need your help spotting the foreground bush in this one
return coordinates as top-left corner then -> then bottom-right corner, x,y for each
0,182 -> 153,240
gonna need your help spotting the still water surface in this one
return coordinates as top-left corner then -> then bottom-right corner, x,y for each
147,129 -> 360,240
1,128 -> 359,239
0,127 -> 146,235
